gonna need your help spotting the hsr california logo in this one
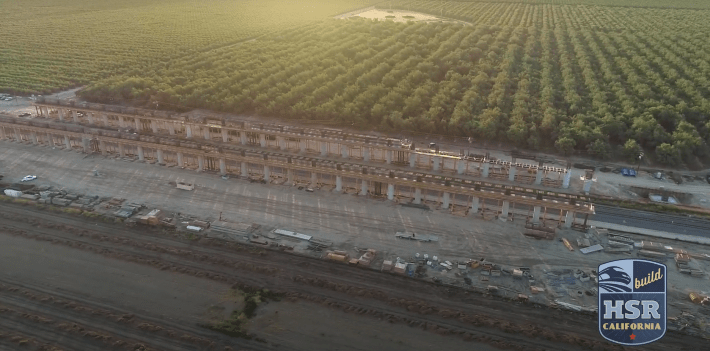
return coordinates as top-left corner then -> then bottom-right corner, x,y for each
598,259 -> 667,345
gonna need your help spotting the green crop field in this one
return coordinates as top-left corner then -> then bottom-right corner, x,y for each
80,1 -> 710,166
0,0 -> 380,94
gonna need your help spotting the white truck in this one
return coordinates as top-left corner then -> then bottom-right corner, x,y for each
176,182 -> 194,191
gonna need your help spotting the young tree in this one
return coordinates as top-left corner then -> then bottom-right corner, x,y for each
655,143 -> 681,166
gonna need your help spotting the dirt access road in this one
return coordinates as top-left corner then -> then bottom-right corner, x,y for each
1,202 -> 706,351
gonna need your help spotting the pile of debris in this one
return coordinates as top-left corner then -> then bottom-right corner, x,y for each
675,254 -> 705,277
523,229 -> 555,240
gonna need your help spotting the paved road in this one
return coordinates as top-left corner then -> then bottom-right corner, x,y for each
592,204 -> 710,238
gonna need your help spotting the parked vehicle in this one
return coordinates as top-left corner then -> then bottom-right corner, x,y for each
21,175 -> 37,182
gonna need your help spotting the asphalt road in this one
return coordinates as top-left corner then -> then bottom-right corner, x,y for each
592,204 -> 710,238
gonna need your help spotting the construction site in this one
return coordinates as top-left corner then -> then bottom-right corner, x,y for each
1,97 -> 710,351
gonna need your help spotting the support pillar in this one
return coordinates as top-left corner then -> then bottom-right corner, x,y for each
299,139 -> 306,153
151,120 -> 158,134
58,109 -> 65,122
263,165 -> 270,182
31,132 -> 38,145
222,129 -> 228,143
363,147 -> 370,162
341,144 -> 348,158
118,116 -> 125,128
82,137 -> 89,153
310,172 -> 317,185
64,136 -> 71,149
535,169 -> 543,185
287,169 -> 294,184
259,134 -> 266,147
532,206 -> 542,223
386,150 -> 392,164
102,113 -> 109,127
563,170 -> 572,189
198,155 -> 204,171
138,146 -> 144,161
482,163 -> 490,177
583,180 -> 593,194
359,179 -> 368,196
320,142 -> 327,157
119,144 -> 125,157
413,188 -> 422,204
219,158 -> 226,175
564,211 -> 574,228
87,113 -> 94,124
508,166 -> 516,181
409,153 -> 416,168
0,127 -> 5,140
387,184 -> 394,200
470,197 -> 480,215
240,133 -> 246,145
72,110 -> 78,123
335,176 -> 342,192
442,192 -> 450,210
168,123 -> 175,135
157,149 -> 164,164
134,118 -> 140,131
186,125 -> 193,138
204,127 -> 211,140
100,140 -> 107,155
278,136 -> 286,150
433,156 -> 441,171
501,200 -> 510,219
14,128 -> 21,142
241,162 -> 248,177
177,152 -> 183,167
457,160 -> 465,175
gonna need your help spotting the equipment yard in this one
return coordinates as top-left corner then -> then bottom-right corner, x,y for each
2,139 -> 710,350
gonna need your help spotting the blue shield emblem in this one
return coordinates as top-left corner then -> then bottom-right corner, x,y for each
598,259 -> 666,345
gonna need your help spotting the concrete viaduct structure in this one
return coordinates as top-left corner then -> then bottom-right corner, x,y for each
32,99 -> 573,189
1,113 -> 593,228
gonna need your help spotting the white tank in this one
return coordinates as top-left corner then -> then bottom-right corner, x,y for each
433,256 -> 438,261
423,254 -> 429,260
415,253 -> 420,258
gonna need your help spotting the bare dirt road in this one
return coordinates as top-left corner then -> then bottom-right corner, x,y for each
1,202 -> 707,351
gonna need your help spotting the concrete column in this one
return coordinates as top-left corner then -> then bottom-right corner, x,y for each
240,133 -> 246,145
320,142 -> 327,156
414,188 -> 422,204
310,172 -> 317,185
87,112 -> 94,124
299,139 -> 306,153
482,163 -> 490,177
100,140 -> 107,155
222,129 -> 228,143
82,138 -> 89,153
118,116 -> 125,128
177,152 -> 183,167
102,113 -> 109,127
151,120 -> 158,134
335,176 -> 342,191
359,179 -> 368,196
409,153 -> 416,168
457,160 -> 465,175
157,149 -> 164,164
564,211 -> 574,228
535,169 -> 543,185
197,155 -> 204,171
31,132 -> 38,145
470,197 -> 480,215
278,136 -> 286,150
58,109 -> 65,121
287,169 -> 294,184
259,134 -> 266,147
64,136 -> 71,149
341,144 -> 348,158
563,170 -> 572,188
138,146 -> 144,161
433,156 -> 441,171
14,128 -> 21,142
204,127 -> 211,140
583,180 -> 593,194
501,200 -> 510,218
118,144 -> 125,157
134,118 -> 140,131
168,122 -> 175,135
508,166 -> 516,181
387,184 -> 394,200
532,206 -> 542,223
241,162 -> 248,177
363,147 -> 370,162
386,150 -> 392,164
219,158 -> 226,175
263,165 -> 270,182
0,127 -> 6,140
442,192 -> 450,209
72,110 -> 78,123
186,125 -> 193,138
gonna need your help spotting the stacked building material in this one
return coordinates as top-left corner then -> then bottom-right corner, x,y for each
358,249 -> 377,266
524,229 -> 555,240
